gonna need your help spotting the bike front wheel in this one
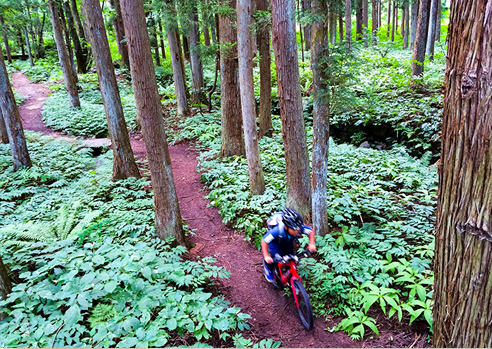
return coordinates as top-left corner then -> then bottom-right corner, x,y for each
292,278 -> 313,330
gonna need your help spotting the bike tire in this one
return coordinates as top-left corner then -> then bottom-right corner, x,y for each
292,278 -> 313,330
273,266 -> 284,290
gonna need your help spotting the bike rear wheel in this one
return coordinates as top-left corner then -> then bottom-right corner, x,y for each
292,278 -> 313,330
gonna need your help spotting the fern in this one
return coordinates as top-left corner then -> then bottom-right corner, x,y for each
88,303 -> 116,328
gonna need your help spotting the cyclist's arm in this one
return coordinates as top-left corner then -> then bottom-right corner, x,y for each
261,239 -> 273,263
304,226 -> 316,253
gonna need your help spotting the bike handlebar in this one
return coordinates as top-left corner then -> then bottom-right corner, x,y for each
272,249 -> 312,264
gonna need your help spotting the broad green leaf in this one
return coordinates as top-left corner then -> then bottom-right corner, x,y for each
105,281 -> 118,293
64,304 -> 81,327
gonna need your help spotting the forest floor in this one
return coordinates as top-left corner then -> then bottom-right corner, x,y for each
11,72 -> 429,348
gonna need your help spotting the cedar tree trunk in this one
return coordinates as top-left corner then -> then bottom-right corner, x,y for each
371,0 -> 378,44
120,0 -> 187,247
0,108 -> 9,144
0,15 -> 12,64
110,0 -> 130,68
356,0 -> 363,40
434,0 -> 492,346
345,0 -> 352,49
0,256 -> 12,321
256,0 -> 272,138
411,0 -> 430,76
270,0 -> 312,218
410,0 -> 418,49
425,0 -> 437,59
24,28 -> 34,66
188,10 -> 205,104
64,1 -> 87,73
302,0 -> 311,49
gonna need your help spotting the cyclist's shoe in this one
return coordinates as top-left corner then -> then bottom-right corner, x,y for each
263,266 -> 275,284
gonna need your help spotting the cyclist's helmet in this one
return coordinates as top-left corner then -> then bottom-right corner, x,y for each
281,208 -> 303,231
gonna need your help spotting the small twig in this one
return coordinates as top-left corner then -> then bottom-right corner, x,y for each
408,333 -> 421,348
51,322 -> 65,348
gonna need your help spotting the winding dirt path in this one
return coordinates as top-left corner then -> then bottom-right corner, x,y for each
11,72 -> 423,348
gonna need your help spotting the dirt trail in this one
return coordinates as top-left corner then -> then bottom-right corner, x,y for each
11,72 -> 424,348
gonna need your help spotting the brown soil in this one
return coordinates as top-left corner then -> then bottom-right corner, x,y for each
12,72 -> 429,348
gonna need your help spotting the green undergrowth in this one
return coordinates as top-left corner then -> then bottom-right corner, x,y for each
0,133 -> 274,348
10,58 -> 63,83
42,75 -> 138,137
171,111 -> 437,340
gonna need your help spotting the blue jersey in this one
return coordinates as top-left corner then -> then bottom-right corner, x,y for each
262,224 -> 312,257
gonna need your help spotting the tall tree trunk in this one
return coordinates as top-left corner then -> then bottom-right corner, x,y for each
0,109 -> 9,144
297,0 -> 304,62
120,0 -> 187,247
435,0 -> 441,42
175,30 -> 187,94
0,15 -> 12,64
338,13 -> 344,42
182,35 -> 190,62
58,6 -> 77,80
237,0 -> 266,196
311,0 -> 329,236
81,0 -> 140,181
151,20 -> 161,67
24,28 -> 34,66
387,0 -> 391,37
371,0 -> 378,44
356,0 -> 363,40
411,0 -> 430,76
0,45 -> 32,170
329,6 -> 337,44
158,21 -> 166,59
69,0 -> 89,64
410,0 -> 418,49
188,9 -> 205,105
434,0 -> 492,346
425,0 -> 437,59
345,0 -> 352,49
203,23 -> 211,46
270,0 -> 312,219
109,0 -> 129,68
400,1 -> 405,34
18,30 -> 25,57
403,2 -> 409,49
165,25 -> 190,117
64,1 -> 87,73
362,0 -> 368,46
256,0 -> 272,139
302,0 -> 311,49
34,15 -> 46,58
48,1 -> 80,108
0,256 -> 12,321
391,1 -> 396,41
219,0 -> 244,158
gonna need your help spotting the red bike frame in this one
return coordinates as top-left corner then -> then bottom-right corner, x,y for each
276,260 -> 304,308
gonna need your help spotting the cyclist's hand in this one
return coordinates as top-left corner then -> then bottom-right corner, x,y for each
264,256 -> 273,264
308,243 -> 317,253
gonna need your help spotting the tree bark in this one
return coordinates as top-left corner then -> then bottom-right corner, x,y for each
435,0 -> 441,42
400,0 -> 405,34
403,2 -> 409,49
311,0 -> 329,236
391,1 -> 396,41
48,1 -> 80,108
0,15 -> 12,64
425,0 -> 437,59
24,28 -> 34,66
182,35 -> 190,62
158,21 -> 166,59
0,45 -> 32,170
175,30 -> 187,94
345,0 -> 352,49
120,0 -> 187,247
219,0 -> 244,158
0,256 -> 12,322
18,30 -> 25,57
329,6 -> 337,44
58,6 -> 77,80
410,0 -> 418,49
81,0 -> 140,181
109,0 -> 129,69
0,109 -> 9,144
371,0 -> 378,44
237,0 -> 266,196
69,0 -> 86,43
164,3 -> 190,118
64,1 -> 87,73
302,0 -> 311,49
256,0 -> 272,139
434,0 -> 492,346
356,0 -> 363,40
270,0 -> 311,219
362,0 -> 368,46
338,13 -> 343,42
188,9 -> 205,105
203,23 -> 211,46
411,0 -> 430,76
387,0 -> 391,37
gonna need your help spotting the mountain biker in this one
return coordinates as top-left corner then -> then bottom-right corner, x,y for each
261,208 -> 316,285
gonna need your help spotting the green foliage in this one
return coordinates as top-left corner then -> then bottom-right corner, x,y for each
0,133 -> 257,347
42,79 -> 138,137
11,59 -> 60,83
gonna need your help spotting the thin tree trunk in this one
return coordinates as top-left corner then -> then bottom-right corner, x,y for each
302,0 -> 311,49
256,0 -> 272,138
64,1 -> 87,73
363,0 -> 368,46
311,0 -> 329,236
297,0 -> 304,62
0,45 -> 32,170
403,2 -> 409,49
338,13 -> 343,42
401,1 -> 405,35
166,27 -> 190,117
175,30 -> 187,94
0,109 -> 9,144
182,35 -> 190,62
48,1 -> 80,108
411,0 -> 430,76
410,0 -> 418,49
211,16 -> 218,45
69,0 -> 89,64
356,0 -> 363,40
345,0 -> 352,49
270,0 -> 312,218
153,22 -> 161,67
109,0 -> 129,68
387,0 -> 391,37
329,6 -> 337,44
81,0 -> 140,181
371,0 -> 378,44
0,256 -> 12,321
35,15 -> 46,58
24,28 -> 34,66
189,9 -> 205,104
18,30 -> 25,57
391,1 -> 396,41
120,0 -> 187,247
58,6 -> 77,80
237,0 -> 266,196
426,0 -> 437,58
219,0 -> 244,157
203,23 -> 211,46
434,1 -> 492,346
0,15 -> 12,64
435,0 -> 441,42
158,21 -> 166,59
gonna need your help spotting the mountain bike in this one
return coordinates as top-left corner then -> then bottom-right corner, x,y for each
272,249 -> 314,330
